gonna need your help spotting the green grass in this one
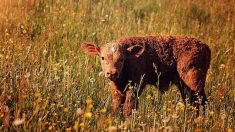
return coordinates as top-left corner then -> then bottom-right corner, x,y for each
0,0 -> 234,131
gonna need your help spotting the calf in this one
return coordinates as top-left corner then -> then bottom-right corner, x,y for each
81,36 -> 211,117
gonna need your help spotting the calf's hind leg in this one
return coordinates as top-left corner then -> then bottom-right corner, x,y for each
177,67 -> 208,112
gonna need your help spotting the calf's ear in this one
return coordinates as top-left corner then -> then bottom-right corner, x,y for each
126,45 -> 145,58
81,42 -> 100,56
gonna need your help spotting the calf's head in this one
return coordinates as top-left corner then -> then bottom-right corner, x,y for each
81,42 -> 144,81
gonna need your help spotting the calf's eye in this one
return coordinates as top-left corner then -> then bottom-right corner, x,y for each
101,57 -> 104,60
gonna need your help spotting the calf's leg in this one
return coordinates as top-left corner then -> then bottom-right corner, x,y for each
176,79 -> 207,111
177,66 -> 208,114
123,90 -> 138,117
111,83 -> 125,114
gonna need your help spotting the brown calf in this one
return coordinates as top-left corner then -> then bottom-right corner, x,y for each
81,36 -> 211,117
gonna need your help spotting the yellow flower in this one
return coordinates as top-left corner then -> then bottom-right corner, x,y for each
195,128 -> 202,132
63,108 -> 69,113
84,112 -> 92,118
100,108 -> 107,113
167,108 -> 172,112
104,118 -> 112,125
176,102 -> 185,111
108,126 -> 117,132
146,95 -> 151,100
209,111 -> 214,115
34,92 -> 41,97
65,127 -> 71,131
80,122 -> 84,127
73,121 -> 79,130
227,128 -> 233,132
86,98 -> 93,105
48,126 -> 53,130
62,121 -> 66,124
5,55 -> 9,60
195,116 -> 203,124
88,104 -> 93,109
219,64 -> 225,69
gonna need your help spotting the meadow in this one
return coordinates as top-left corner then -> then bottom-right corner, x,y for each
0,0 -> 234,131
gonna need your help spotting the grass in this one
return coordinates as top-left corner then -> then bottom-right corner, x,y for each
0,0 -> 234,131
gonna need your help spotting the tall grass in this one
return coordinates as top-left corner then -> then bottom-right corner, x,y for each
0,0 -> 234,131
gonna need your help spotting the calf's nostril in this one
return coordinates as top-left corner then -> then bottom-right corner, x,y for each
106,72 -> 111,77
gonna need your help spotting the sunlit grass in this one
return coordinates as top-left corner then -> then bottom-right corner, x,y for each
0,0 -> 234,131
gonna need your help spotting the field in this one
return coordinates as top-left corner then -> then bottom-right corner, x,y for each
0,0 -> 234,131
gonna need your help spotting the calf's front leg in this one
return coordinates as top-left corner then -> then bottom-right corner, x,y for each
123,90 -> 138,117
111,82 -> 124,114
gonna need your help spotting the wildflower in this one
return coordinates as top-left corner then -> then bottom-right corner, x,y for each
146,95 -> 151,100
171,114 -> 179,119
24,72 -> 31,78
9,39 -> 13,44
62,121 -> 66,124
195,128 -> 202,132
89,77 -> 95,83
22,29 -> 27,34
176,102 -> 185,111
195,116 -> 203,124
63,108 -> 69,113
80,122 -> 84,127
88,104 -> 93,109
227,128 -> 233,132
51,103 -> 56,107
76,108 -> 84,116
34,92 -> 41,97
108,126 -> 117,132
219,64 -> 225,69
162,116 -> 171,123
5,55 -> 9,60
84,112 -> 92,118
0,113 -> 3,118
52,123 -> 56,126
98,71 -> 104,76
13,118 -> 25,126
138,123 -> 147,130
65,127 -> 71,131
73,121 -> 79,130
167,108 -> 172,112
187,119 -> 191,123
220,113 -> 226,120
165,126 -> 173,132
204,119 -> 209,124
104,118 -> 112,125
209,111 -> 214,115
48,126 -> 53,130
100,108 -> 107,113
159,126 -> 165,130
86,98 -> 93,105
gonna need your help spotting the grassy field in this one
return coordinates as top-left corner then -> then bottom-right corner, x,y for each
0,0 -> 234,131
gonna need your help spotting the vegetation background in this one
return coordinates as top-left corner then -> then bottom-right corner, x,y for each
0,0 -> 234,131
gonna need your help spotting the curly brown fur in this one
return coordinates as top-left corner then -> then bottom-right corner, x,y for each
81,35 -> 211,117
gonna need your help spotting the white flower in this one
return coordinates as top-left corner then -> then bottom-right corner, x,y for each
98,71 -> 104,77
76,108 -> 84,116
108,126 -> 117,132
13,118 -> 25,126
